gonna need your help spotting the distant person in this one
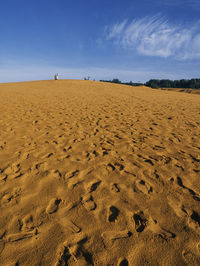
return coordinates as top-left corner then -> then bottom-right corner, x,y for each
54,73 -> 58,80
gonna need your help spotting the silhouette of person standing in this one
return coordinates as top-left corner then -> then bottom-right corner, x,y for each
54,73 -> 58,80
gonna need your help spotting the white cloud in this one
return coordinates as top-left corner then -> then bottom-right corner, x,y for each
105,20 -> 127,40
105,16 -> 200,59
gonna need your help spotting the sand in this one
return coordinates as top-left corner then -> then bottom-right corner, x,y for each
0,80 -> 200,265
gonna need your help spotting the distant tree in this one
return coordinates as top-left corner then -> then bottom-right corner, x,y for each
112,78 -> 121,83
145,78 -> 200,89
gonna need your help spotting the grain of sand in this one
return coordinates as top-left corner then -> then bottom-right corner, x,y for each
0,80 -> 200,265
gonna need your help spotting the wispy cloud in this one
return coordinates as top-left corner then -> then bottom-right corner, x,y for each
105,16 -> 200,59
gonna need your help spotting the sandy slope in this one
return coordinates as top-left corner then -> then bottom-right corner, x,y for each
0,80 -> 200,266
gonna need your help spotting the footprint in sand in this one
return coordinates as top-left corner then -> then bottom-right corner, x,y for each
0,240 -> 5,256
86,180 -> 102,193
64,170 -> 79,180
46,198 -> 61,214
106,163 -> 116,172
108,206 -> 119,222
21,214 -> 35,231
55,238 -> 93,266
167,195 -> 188,218
0,173 -> 7,182
133,211 -> 147,232
3,163 -> 22,179
114,162 -> 125,171
4,163 -> 21,175
6,229 -> 38,242
55,246 -> 70,266
186,210 -> 200,233
101,230 -> 132,247
134,179 -> 153,195
132,212 -> 175,239
111,183 -> 120,192
60,217 -> 81,234
82,194 -> 96,211
1,188 -> 21,205
182,250 -> 200,265
147,217 -> 176,240
67,178 -> 83,190
117,257 -> 129,266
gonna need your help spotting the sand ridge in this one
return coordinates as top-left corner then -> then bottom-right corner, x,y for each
0,80 -> 200,265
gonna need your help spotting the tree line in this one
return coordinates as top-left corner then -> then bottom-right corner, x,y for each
99,78 -> 143,86
99,78 -> 200,89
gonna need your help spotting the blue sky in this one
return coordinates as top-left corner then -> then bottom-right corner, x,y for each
0,0 -> 200,83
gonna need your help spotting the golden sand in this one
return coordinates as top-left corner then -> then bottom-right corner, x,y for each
0,80 -> 200,265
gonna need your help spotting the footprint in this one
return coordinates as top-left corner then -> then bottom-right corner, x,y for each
117,257 -> 129,266
106,163 -> 116,171
82,194 -> 96,211
21,214 -> 35,231
177,177 -> 200,201
60,218 -> 81,233
64,170 -> 79,180
187,210 -> 200,232
55,245 -> 71,266
86,180 -> 101,193
114,162 -> 124,171
197,242 -> 200,253
182,250 -> 200,265
1,188 -> 21,205
0,173 -> 7,182
167,195 -> 188,218
108,206 -> 119,222
133,212 -> 147,232
68,244 -> 93,265
135,179 -> 153,195
0,240 -> 5,256
111,183 -> 120,192
148,217 -> 176,240
68,179 -> 83,190
101,230 -> 131,246
55,239 -> 93,266
4,163 -> 20,175
46,198 -> 61,214
41,152 -> 54,159
6,229 -> 38,242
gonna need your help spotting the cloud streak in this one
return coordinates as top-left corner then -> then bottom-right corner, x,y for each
105,16 -> 200,59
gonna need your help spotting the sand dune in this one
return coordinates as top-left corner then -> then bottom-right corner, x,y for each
0,80 -> 200,265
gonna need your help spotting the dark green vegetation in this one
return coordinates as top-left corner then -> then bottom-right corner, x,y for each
99,79 -> 143,86
99,78 -> 200,89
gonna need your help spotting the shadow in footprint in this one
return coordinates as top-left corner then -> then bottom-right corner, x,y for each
56,246 -> 71,266
133,212 -> 146,232
177,177 -> 200,201
191,211 -> 200,226
118,257 -> 129,266
108,206 -> 119,222
46,198 -> 61,214
89,180 -> 101,193
118,258 -> 128,266
111,183 -> 120,193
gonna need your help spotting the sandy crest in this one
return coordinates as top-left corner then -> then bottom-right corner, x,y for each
0,80 -> 200,265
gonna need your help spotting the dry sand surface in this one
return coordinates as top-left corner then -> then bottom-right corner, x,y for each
0,80 -> 200,266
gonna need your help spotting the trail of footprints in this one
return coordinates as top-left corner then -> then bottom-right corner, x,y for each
45,166 -> 199,265
1,161 -> 200,265
1,93 -> 200,264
